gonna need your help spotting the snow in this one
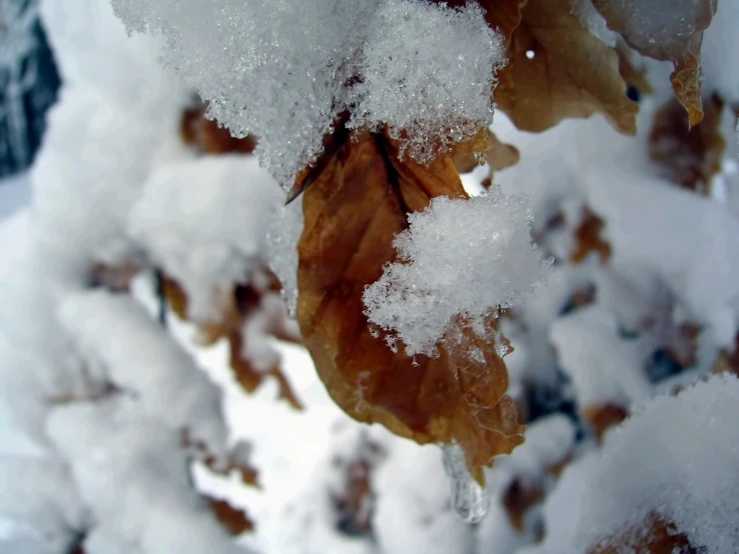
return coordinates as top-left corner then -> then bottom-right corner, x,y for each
0,171 -> 31,219
128,156 -> 283,322
47,399 -> 248,554
0,455 -> 89,553
110,0 -> 505,189
57,290 -> 230,456
2,0 -> 739,552
702,0 -> 739,102
364,187 -> 549,357
348,0 -> 504,164
575,373 -> 739,553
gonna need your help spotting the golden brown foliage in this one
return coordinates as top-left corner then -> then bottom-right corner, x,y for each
588,512 -> 701,554
502,478 -> 543,533
181,103 -> 258,155
162,275 -> 302,409
453,129 -> 521,183
581,403 -> 628,444
296,129 -> 523,481
206,497 -> 255,536
570,208 -> 612,264
649,94 -> 726,194
592,0 -> 717,125
494,0 -> 638,134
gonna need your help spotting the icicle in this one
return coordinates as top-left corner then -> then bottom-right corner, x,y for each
441,443 -> 489,524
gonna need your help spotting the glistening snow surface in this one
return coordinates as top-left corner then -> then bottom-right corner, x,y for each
109,0 -> 505,189
364,188 -> 549,356
576,374 -> 739,553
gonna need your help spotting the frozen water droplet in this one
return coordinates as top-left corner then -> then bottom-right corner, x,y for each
495,339 -> 512,358
441,443 -> 489,523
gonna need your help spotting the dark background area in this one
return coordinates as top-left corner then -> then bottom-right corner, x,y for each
0,0 -> 60,179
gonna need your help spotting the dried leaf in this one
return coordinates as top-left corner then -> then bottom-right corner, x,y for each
297,129 -> 524,480
581,402 -> 628,443
649,93 -> 726,194
453,129 -> 521,180
229,330 -> 303,410
588,512 -> 700,554
182,430 -> 262,488
331,434 -> 385,537
181,103 -> 258,155
502,477 -> 543,532
495,0 -> 638,134
206,496 -> 254,536
570,207 -> 612,264
591,0 -> 717,125
162,275 -> 302,408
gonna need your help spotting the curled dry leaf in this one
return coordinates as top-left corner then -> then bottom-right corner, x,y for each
205,496 -> 255,536
649,93 -> 726,194
581,402 -> 628,443
591,0 -> 718,125
181,103 -> 258,155
452,128 -> 521,184
570,207 -> 612,264
297,129 -> 524,482
588,512 -> 700,554
502,477 -> 544,533
494,0 -> 638,134
162,275 -> 302,409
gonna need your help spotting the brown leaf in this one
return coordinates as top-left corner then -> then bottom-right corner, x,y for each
452,129 -> 521,180
162,274 -> 302,409
331,434 -> 385,538
181,103 -> 258,155
570,207 -> 612,264
581,402 -> 628,443
649,93 -> 726,194
502,477 -> 543,532
206,496 -> 254,536
495,0 -> 638,134
588,512 -> 700,554
296,129 -> 524,481
229,330 -> 303,410
591,0 -> 717,125
182,430 -> 262,488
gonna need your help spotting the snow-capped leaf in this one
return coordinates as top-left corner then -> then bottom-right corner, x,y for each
494,0 -> 638,134
297,129 -> 524,481
591,0 -> 717,125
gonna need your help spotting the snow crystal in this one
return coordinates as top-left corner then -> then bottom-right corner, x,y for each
110,0 -> 504,188
576,373 -> 739,553
348,0 -> 504,164
128,156 -> 282,322
364,187 -> 549,357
